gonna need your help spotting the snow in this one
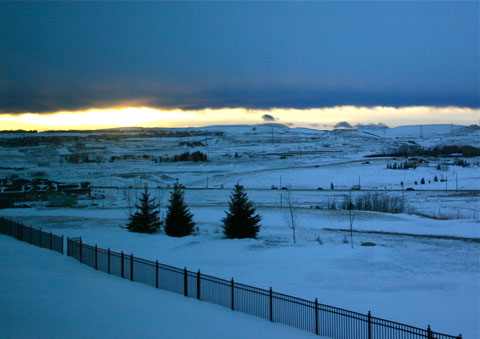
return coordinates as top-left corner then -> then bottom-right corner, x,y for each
384,124 -> 472,138
1,205 -> 477,337
0,235 -> 319,339
0,123 -> 478,338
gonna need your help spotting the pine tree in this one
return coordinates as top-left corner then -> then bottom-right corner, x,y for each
165,183 -> 195,237
126,187 -> 161,233
222,184 -> 261,239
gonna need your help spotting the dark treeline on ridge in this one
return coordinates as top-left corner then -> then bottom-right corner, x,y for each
369,144 -> 480,158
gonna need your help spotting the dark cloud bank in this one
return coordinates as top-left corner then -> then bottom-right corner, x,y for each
1,1 -> 478,114
2,84 -> 478,115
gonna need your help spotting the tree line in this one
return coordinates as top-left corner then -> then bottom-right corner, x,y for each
369,144 -> 480,158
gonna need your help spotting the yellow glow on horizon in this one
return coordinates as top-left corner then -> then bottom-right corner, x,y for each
13,107 -> 200,129
0,106 -> 478,131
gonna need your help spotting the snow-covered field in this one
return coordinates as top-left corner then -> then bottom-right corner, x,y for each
0,124 -> 479,337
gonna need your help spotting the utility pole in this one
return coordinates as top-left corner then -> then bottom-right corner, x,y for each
401,181 -> 404,205
456,173 -> 458,191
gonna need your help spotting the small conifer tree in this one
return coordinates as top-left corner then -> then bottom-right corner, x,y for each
222,184 -> 261,239
165,183 -> 195,237
127,187 -> 161,233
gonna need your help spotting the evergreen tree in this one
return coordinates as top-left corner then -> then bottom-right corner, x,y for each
126,187 -> 161,233
165,183 -> 195,237
222,184 -> 261,239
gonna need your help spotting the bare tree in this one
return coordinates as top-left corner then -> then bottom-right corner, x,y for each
284,191 -> 298,244
126,188 -> 133,217
347,194 -> 355,248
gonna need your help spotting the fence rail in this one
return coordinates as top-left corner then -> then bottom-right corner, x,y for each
0,217 -> 63,254
0,217 -> 462,339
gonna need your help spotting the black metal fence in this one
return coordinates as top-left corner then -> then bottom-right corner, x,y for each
65,235 -> 462,339
0,217 -> 63,254
0,216 -> 462,339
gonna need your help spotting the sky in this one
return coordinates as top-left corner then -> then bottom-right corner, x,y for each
1,1 -> 479,130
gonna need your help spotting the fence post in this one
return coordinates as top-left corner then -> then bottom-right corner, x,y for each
231,278 -> 235,311
61,235 -> 64,254
49,232 -> 52,250
18,223 -> 22,241
121,251 -> 124,278
197,270 -> 201,300
315,298 -> 319,335
67,236 -> 70,256
457,334 -> 462,339
184,267 -> 188,297
29,226 -> 32,243
39,228 -> 42,247
95,245 -> 98,270
107,248 -> 110,274
130,253 -> 134,281
79,238 -> 83,263
155,260 -> 159,288
427,325 -> 433,339
368,311 -> 372,339
269,287 -> 273,322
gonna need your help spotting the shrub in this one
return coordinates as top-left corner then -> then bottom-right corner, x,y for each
342,193 -> 406,214
172,151 -> 208,162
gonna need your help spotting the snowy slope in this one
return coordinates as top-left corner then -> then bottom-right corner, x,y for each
0,235 -> 319,339
1,206 -> 477,338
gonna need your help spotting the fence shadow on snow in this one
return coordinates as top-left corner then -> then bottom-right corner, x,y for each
0,217 -> 462,339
